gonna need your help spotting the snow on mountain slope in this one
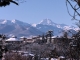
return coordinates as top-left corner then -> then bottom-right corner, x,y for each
0,19 -> 43,37
39,18 -> 57,25
31,19 -> 78,36
0,19 -> 30,26
32,24 -> 37,27
37,18 -> 78,30
0,19 -> 79,37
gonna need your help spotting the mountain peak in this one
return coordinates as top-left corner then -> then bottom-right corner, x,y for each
0,19 -> 11,24
11,19 -> 16,23
39,18 -> 53,25
1,19 -> 7,24
11,19 -> 22,24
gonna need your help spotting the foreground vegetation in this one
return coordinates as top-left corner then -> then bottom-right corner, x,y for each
0,30 -> 79,60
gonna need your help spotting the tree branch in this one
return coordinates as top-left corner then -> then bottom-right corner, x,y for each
67,0 -> 80,16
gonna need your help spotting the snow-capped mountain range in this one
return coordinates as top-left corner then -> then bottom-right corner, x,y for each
32,18 -> 78,31
32,18 -> 79,36
0,19 -> 79,37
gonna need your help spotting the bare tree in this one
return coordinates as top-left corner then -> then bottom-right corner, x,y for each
0,0 -> 26,7
66,0 -> 80,20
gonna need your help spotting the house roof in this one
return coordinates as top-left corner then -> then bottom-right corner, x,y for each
6,37 -> 22,41
20,36 -> 27,39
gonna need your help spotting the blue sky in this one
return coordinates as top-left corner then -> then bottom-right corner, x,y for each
0,0 -> 77,26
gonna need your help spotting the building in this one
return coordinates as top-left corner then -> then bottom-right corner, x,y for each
5,36 -> 22,44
